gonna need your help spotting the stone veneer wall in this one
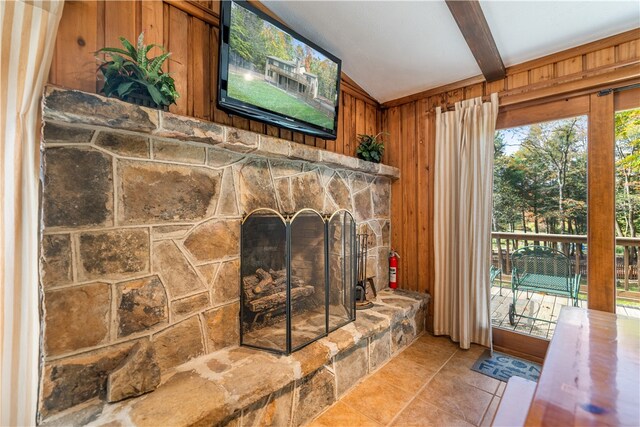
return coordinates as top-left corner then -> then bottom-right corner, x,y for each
38,87 -> 398,420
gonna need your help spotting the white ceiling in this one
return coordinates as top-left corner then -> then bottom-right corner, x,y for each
263,0 -> 640,103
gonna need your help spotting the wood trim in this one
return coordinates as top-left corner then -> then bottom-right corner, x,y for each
501,57 -> 639,98
500,63 -> 640,107
587,92 -> 616,313
615,87 -> 640,111
496,95 -> 590,129
441,60 -> 639,111
492,328 -> 549,363
165,0 -> 219,26
497,77 -> 640,114
445,0 -> 505,82
341,73 -> 374,99
508,28 -> 640,74
341,82 -> 379,106
382,75 -> 486,108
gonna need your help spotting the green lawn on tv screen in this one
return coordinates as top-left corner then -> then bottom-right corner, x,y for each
227,72 -> 334,130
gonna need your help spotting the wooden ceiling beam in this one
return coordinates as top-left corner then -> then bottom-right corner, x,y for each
445,0 -> 506,82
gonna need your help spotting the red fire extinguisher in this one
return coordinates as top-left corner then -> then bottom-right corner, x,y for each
389,250 -> 400,289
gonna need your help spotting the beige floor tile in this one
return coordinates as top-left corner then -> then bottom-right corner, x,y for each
438,353 -> 500,394
479,396 -> 501,427
418,372 -> 493,425
413,335 -> 460,356
454,344 -> 488,360
309,401 -> 381,427
341,374 -> 416,425
496,381 -> 506,397
391,396 -> 473,427
415,334 -> 460,351
394,343 -> 454,371
373,355 -> 436,394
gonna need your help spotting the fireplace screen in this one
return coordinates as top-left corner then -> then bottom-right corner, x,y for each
240,208 -> 356,354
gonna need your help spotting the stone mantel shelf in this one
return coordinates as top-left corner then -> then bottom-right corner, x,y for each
42,86 -> 400,180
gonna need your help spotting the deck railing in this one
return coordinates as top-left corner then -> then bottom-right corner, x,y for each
491,232 -> 640,293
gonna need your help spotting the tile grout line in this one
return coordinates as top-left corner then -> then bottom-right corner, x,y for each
306,331 -> 429,426
385,347 -> 461,426
340,400 -> 387,427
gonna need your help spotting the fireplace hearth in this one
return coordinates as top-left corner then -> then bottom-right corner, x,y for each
241,208 -> 357,354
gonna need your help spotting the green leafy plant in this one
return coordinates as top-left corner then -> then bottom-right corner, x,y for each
356,132 -> 386,163
96,32 -> 178,107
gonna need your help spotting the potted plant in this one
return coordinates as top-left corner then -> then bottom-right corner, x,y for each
96,32 -> 179,111
356,132 -> 386,163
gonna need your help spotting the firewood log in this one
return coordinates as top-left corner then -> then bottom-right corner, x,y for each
247,285 -> 314,312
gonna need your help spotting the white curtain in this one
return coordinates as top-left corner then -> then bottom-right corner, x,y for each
433,93 -> 499,349
1,1 -> 64,425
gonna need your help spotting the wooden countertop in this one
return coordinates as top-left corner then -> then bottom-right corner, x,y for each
525,306 -> 640,426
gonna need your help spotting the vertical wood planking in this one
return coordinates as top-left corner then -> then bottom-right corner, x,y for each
387,106 -> 403,286
304,135 -> 316,146
232,116 -> 251,131
354,99 -> 366,156
49,0 -> 100,92
266,125 -> 280,137
365,103 -> 376,135
585,47 -> 615,69
400,102 -> 418,291
104,1 -> 139,49
333,93 -> 345,154
416,99 -> 430,294
617,40 -> 638,61
190,18 -> 211,120
293,132 -> 305,145
464,83 -> 484,99
426,106 -> 436,330
141,0 -> 164,55
556,55 -> 582,77
485,78 -> 505,95
529,64 -> 554,84
250,120 -> 265,134
381,108 -> 390,164
167,5 -> 189,115
507,71 -> 529,89
446,89 -> 463,104
587,92 -> 616,313
342,95 -> 353,157
280,129 -> 293,141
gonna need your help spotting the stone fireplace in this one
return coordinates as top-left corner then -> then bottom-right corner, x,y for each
240,208 -> 356,354
37,87 -> 398,421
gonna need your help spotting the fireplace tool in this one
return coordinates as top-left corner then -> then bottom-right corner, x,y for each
355,228 -> 375,310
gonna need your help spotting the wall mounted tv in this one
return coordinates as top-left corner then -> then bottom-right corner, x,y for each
218,0 -> 341,140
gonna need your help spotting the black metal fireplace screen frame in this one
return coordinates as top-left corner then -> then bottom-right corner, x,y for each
239,208 -> 357,355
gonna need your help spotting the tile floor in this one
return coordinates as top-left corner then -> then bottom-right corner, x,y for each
309,334 -> 505,427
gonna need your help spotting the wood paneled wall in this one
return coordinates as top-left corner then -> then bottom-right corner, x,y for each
48,0 -> 381,156
49,3 -> 639,329
381,29 -> 640,330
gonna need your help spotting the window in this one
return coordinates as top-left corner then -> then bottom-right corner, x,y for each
614,101 -> 640,318
492,115 -> 588,340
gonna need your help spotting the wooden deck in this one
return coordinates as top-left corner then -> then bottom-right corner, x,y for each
491,283 -> 640,340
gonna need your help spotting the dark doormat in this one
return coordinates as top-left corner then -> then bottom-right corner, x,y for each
471,349 -> 541,382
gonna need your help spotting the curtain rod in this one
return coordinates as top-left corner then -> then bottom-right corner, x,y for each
435,81 -> 640,112
597,83 -> 640,97
437,95 -> 492,112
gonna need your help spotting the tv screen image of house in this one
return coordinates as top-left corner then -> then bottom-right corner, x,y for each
219,1 -> 341,139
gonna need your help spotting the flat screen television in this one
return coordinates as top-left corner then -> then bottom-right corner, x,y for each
218,0 -> 341,140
